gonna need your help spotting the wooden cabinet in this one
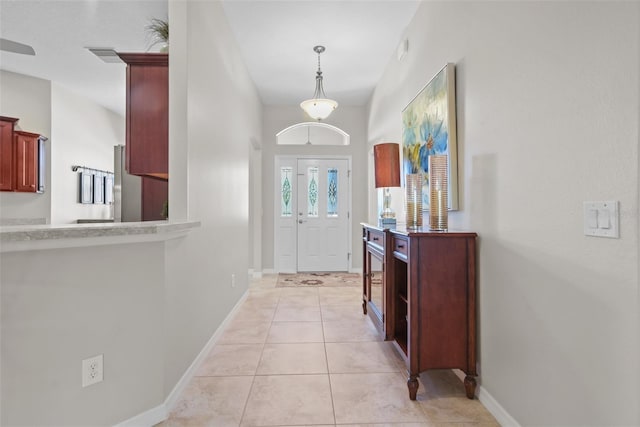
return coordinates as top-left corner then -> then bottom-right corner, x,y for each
0,116 -> 18,191
14,131 -> 45,193
117,53 -> 168,180
117,53 -> 168,221
142,177 -> 168,221
362,224 -> 478,400
0,116 -> 46,193
362,226 -> 391,337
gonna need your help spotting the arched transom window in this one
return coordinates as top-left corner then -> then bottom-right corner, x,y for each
276,122 -> 350,146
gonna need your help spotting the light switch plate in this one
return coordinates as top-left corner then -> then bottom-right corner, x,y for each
584,201 -> 619,238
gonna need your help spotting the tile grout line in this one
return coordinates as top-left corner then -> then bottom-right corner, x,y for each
172,278 -> 497,426
236,287 -> 276,427
321,279 -> 339,426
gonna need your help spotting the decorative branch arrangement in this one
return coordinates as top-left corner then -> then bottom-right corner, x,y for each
146,18 -> 169,52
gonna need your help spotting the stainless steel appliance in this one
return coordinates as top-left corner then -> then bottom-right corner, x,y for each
113,145 -> 142,222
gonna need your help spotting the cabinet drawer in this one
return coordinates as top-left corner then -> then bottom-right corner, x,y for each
367,229 -> 384,245
393,236 -> 408,256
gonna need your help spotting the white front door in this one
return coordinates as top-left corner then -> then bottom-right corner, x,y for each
296,158 -> 349,272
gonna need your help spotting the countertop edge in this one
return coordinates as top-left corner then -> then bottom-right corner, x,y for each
361,223 -> 477,237
0,221 -> 202,253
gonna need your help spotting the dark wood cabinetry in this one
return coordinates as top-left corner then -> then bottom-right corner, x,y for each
117,53 -> 168,221
362,226 -> 391,337
0,117 -> 18,191
142,177 -> 168,221
14,131 -> 45,193
362,224 -> 478,400
117,53 -> 168,181
0,116 -> 46,193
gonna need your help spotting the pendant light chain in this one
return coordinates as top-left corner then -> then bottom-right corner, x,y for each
314,48 -> 326,99
300,45 -> 338,121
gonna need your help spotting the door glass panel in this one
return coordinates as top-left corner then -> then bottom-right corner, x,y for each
327,168 -> 338,217
280,166 -> 293,217
307,166 -> 319,217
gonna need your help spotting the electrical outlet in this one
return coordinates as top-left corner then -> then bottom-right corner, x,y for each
231,273 -> 236,288
82,354 -> 103,387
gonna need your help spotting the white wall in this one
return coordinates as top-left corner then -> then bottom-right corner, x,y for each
50,83 -> 125,224
0,70 -> 52,222
164,0 -> 263,396
1,1 -> 262,423
250,140 -> 262,275
261,105 -> 368,272
1,242 -> 165,426
368,2 -> 639,425
0,71 -> 126,224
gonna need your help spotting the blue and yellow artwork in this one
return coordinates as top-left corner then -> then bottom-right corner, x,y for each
402,63 -> 458,210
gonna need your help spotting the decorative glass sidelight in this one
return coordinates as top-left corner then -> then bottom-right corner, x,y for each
307,166 -> 319,217
327,168 -> 338,217
280,167 -> 293,217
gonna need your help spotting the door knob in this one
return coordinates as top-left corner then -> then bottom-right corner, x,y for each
298,219 -> 306,224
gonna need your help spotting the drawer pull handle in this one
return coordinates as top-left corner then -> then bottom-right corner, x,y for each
372,237 -> 379,241
397,244 -> 405,248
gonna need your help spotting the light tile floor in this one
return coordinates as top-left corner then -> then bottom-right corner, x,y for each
158,274 -> 499,427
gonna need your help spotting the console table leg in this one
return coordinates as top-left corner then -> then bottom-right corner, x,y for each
464,375 -> 477,399
362,299 -> 367,315
407,374 -> 419,400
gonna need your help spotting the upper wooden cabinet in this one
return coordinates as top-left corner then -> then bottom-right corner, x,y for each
0,116 -> 19,191
14,131 -> 46,193
117,53 -> 168,180
0,116 -> 46,193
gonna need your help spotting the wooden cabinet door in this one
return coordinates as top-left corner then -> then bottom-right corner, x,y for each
141,177 -> 168,221
14,131 -> 40,192
0,118 -> 18,191
118,53 -> 168,179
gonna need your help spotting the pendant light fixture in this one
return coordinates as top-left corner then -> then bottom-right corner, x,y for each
300,45 -> 338,121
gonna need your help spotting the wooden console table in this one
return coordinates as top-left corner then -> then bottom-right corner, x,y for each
362,224 -> 478,400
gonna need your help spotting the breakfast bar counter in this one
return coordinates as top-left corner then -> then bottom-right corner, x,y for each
0,220 -> 201,252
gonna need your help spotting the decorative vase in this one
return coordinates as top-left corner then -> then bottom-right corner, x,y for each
406,173 -> 423,228
428,155 -> 448,231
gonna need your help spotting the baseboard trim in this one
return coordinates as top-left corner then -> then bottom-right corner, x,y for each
113,403 -> 166,427
114,290 -> 249,427
478,385 -> 520,427
164,289 -> 249,412
262,268 -> 275,274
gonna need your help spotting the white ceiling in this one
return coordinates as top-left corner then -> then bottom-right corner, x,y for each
221,1 -> 421,106
0,0 -> 420,116
0,0 -> 168,116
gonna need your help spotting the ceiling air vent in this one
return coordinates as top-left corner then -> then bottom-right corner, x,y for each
87,48 -> 122,63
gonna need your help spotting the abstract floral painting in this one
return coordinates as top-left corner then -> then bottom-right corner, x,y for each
402,63 -> 458,210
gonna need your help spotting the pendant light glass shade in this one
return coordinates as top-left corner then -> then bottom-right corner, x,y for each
300,98 -> 338,121
300,45 -> 338,120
